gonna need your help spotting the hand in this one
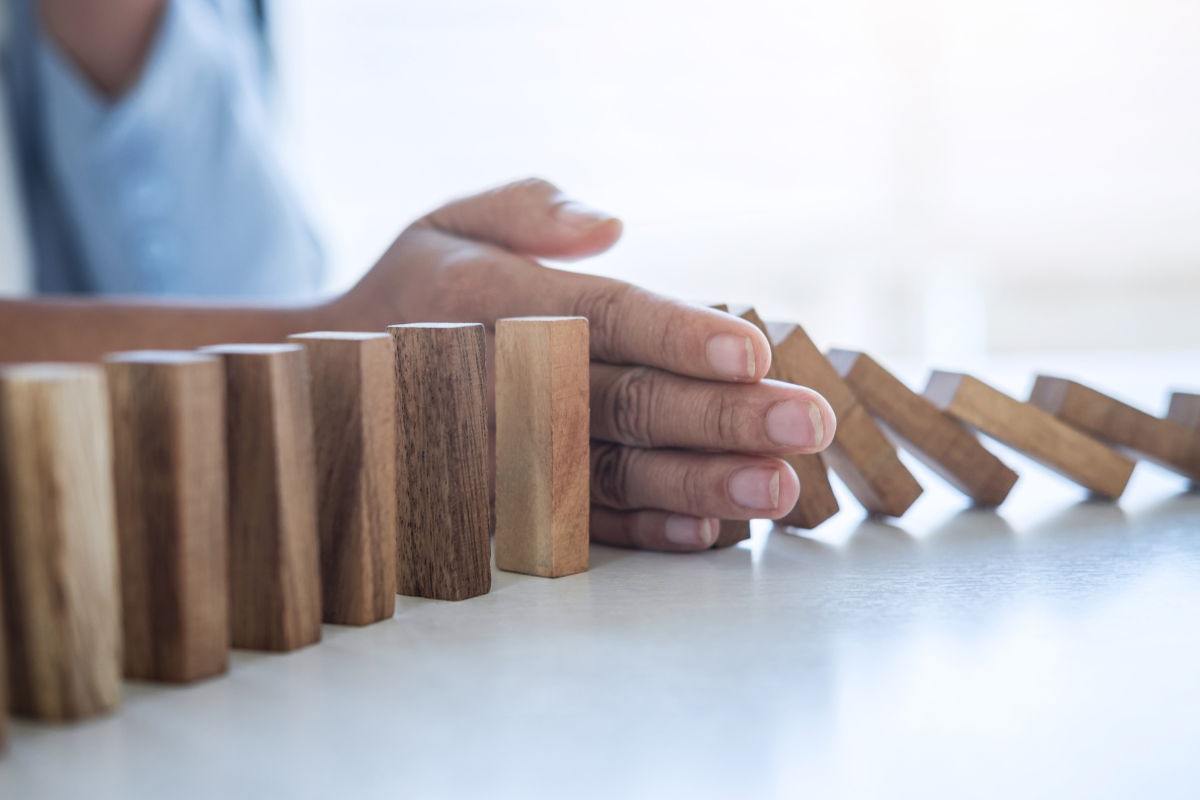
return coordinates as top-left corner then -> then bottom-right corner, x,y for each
338,179 -> 836,551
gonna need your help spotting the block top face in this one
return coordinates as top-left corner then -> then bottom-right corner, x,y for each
388,322 -> 483,330
496,316 -> 587,324
1028,375 -> 1072,415
104,350 -> 218,365
0,362 -> 102,382
288,331 -> 390,342
825,349 -> 865,377
197,343 -> 304,356
922,371 -> 969,409
1167,392 -> 1200,429
765,322 -> 798,347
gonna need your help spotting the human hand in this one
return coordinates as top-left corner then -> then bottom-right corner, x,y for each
339,179 -> 836,551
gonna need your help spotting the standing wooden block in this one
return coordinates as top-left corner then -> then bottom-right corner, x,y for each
714,306 -> 839,535
0,364 -> 121,720
494,317 -> 590,578
197,345 -> 322,652
764,322 -> 923,517
105,352 -> 229,682
389,324 -> 491,600
828,350 -> 1018,506
288,333 -> 398,624
1030,376 -> 1200,482
924,372 -> 1134,500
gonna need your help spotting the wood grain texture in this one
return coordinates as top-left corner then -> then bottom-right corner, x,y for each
1030,376 -> 1200,482
714,306 -> 839,535
494,317 -> 590,578
288,333 -> 398,625
765,322 -> 922,517
924,372 -> 1134,500
828,350 -> 1018,507
389,324 -> 491,601
105,352 -> 229,682
197,345 -> 322,652
0,364 -> 122,720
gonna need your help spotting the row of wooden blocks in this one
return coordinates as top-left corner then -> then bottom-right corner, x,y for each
0,318 -> 590,747
711,306 -> 1200,548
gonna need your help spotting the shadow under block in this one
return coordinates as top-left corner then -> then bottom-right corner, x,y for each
828,350 -> 1018,507
197,345 -> 322,652
764,322 -> 923,517
494,317 -> 590,578
105,352 -> 230,683
289,333 -> 398,625
713,306 -> 839,535
389,324 -> 491,600
924,372 -> 1135,500
0,364 -> 122,720
1028,376 -> 1200,483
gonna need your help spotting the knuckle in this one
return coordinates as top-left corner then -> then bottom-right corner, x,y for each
591,441 -> 636,509
572,281 -> 631,363
606,367 -> 659,447
702,391 -> 741,452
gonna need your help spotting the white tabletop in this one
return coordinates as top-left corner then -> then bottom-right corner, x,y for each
3,350 -> 1200,799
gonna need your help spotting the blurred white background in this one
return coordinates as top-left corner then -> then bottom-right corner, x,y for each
271,0 -> 1200,362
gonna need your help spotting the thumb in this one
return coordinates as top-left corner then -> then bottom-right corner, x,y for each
416,178 -> 623,260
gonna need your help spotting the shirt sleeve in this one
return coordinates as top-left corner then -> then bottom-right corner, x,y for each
34,0 -> 325,299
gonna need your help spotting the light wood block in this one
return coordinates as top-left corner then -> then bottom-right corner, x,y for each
1166,392 -> 1200,431
0,364 -> 121,720
829,350 -> 1018,507
105,352 -> 229,683
389,324 -> 491,601
765,322 -> 923,517
1031,376 -> 1200,482
494,317 -> 590,578
924,372 -> 1134,500
714,305 -> 839,534
198,345 -> 322,652
289,333 -> 398,625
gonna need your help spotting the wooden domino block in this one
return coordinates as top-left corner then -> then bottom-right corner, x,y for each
198,345 -> 322,652
765,322 -> 922,517
713,305 -> 839,535
1030,376 -> 1200,482
105,352 -> 229,682
0,364 -> 122,720
712,519 -> 752,548
924,372 -> 1134,500
494,317 -> 590,578
1166,392 -> 1200,430
828,350 -> 1018,506
289,333 -> 398,625
389,324 -> 491,600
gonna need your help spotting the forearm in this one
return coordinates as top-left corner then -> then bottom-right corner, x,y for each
39,0 -> 165,96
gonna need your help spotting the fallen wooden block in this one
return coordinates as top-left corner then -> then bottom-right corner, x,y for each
765,322 -> 922,517
924,372 -> 1134,500
494,317 -> 590,578
828,350 -> 1018,507
198,345 -> 323,652
1031,376 -> 1200,482
288,333 -> 398,625
389,324 -> 491,600
105,352 -> 230,683
713,305 -> 839,535
0,364 -> 122,720
1166,392 -> 1200,431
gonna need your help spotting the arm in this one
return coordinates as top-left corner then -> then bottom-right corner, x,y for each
38,0 -> 165,96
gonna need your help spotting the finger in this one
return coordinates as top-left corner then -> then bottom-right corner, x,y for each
418,178 -> 623,261
589,506 -> 720,551
591,443 -> 801,520
591,365 -> 836,454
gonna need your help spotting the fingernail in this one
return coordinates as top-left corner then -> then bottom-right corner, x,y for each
729,467 -> 780,511
555,201 -> 614,229
707,334 -> 755,379
766,399 -> 824,448
665,514 -> 717,547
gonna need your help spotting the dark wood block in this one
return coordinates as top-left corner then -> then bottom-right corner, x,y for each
0,364 -> 122,720
828,350 -> 1018,506
1028,376 -> 1200,482
765,322 -> 922,517
389,324 -> 491,601
105,352 -> 229,682
198,345 -> 322,652
494,317 -> 590,578
288,333 -> 398,625
924,371 -> 1134,500
713,519 -> 752,548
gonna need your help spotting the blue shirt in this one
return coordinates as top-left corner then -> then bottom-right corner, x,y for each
4,0 -> 324,298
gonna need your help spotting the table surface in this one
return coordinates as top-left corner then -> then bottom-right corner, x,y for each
3,350 -> 1200,800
